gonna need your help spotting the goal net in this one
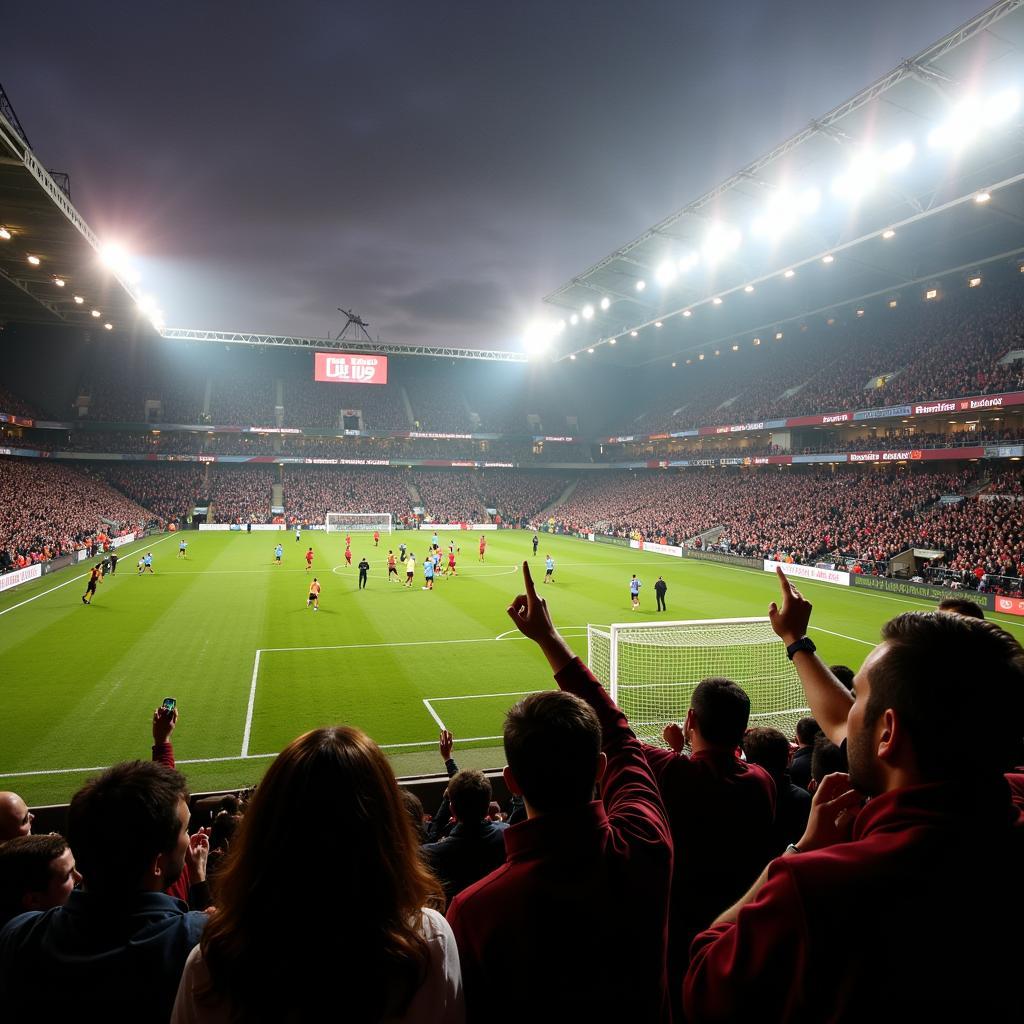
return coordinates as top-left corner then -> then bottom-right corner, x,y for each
587,617 -> 809,746
325,512 -> 392,534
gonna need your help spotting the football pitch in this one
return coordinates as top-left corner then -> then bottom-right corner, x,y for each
4,528 -> 1023,807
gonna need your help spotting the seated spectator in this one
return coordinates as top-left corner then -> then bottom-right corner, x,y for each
742,727 -> 812,854
641,680 -> 776,1014
447,563 -> 672,1023
0,835 -> 79,928
0,761 -> 206,1023
790,716 -> 820,791
171,726 -> 462,1023
683,568 -> 1024,1021
423,770 -> 508,903
0,793 -> 33,841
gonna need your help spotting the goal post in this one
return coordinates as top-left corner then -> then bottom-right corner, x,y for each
587,617 -> 809,745
325,512 -> 392,534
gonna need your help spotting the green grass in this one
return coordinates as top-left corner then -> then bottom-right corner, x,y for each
3,529 -> 1023,806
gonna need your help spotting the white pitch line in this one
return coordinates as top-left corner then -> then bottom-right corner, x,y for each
240,649 -> 262,758
425,689 -> 541,703
259,636 -> 516,654
0,532 -> 177,618
810,626 -> 875,647
422,698 -> 446,731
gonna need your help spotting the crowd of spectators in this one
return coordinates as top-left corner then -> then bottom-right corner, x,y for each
477,470 -> 572,525
209,466 -> 277,523
0,458 -> 153,571
90,465 -> 205,523
283,378 -> 410,431
283,467 -> 416,525
0,385 -> 45,420
411,472 -> 485,523
208,372 -> 277,427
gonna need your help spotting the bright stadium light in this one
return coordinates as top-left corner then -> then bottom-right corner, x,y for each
985,87 -> 1020,126
744,284 -> 754,293
975,191 -> 991,203
655,258 -> 678,286
523,318 -> 560,356
0,227 -> 11,240
569,353 -> 576,360
751,187 -> 820,239
712,296 -> 723,305
569,313 -> 579,326
654,321 -> 663,327
702,224 -> 741,264
91,309 -> 101,318
581,304 -> 595,320
682,309 -> 692,317
73,295 -> 84,304
600,296 -> 610,311
822,254 -> 834,264
677,251 -> 699,274
53,277 -> 65,287
630,330 -> 639,337
587,347 -> 594,354
635,279 -> 646,292
608,337 -> 617,345
881,140 -> 915,173
27,255 -> 40,266
882,228 -> 896,239
104,323 -> 113,330
783,268 -> 795,278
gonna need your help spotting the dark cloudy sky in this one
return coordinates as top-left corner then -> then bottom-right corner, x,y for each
5,0 -> 985,349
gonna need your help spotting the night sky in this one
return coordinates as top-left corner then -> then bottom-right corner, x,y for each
5,1 -> 985,349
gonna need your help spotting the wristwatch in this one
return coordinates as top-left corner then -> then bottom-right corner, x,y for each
786,636 -> 817,660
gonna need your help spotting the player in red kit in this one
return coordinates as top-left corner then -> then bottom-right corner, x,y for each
345,545 -> 352,567
448,550 -> 457,576
478,535 -> 486,562
305,547 -> 314,572
373,530 -> 380,547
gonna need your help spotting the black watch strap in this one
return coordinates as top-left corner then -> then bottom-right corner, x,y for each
786,636 -> 816,660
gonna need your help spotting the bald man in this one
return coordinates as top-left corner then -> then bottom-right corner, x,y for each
0,792 -> 33,841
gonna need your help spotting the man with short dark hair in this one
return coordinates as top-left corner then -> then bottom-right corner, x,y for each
0,835 -> 79,928
0,761 -> 207,1023
790,716 -> 820,790
447,562 -> 672,1023
0,793 -> 33,841
423,770 -> 508,903
641,678 -> 776,1013
742,727 -> 811,853
938,597 -> 985,619
683,567 -> 1024,1021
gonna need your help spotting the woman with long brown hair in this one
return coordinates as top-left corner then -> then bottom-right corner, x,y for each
171,727 -> 463,1023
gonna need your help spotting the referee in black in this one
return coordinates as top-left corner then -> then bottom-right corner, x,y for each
109,551 -> 118,575
655,576 -> 667,612
358,556 -> 370,590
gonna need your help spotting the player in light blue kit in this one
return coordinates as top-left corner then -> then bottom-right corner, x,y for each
274,543 -> 283,565
543,555 -> 555,584
630,574 -> 642,610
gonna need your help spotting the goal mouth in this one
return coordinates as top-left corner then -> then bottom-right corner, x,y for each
587,617 -> 810,745
324,513 -> 393,533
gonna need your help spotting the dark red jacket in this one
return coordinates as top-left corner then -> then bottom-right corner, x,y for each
446,657 -> 673,1024
684,779 -> 1024,1023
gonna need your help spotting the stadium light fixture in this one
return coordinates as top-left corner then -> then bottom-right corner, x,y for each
751,186 -> 820,239
104,323 -> 113,330
53,277 -> 65,287
609,338 -> 617,345
27,255 -> 40,266
0,227 -> 10,240
587,347 -> 594,354
600,296 -> 611,311
712,296 -> 723,305
73,295 -> 84,304
677,252 -> 699,274
775,331 -> 783,340
682,309 -> 692,317
975,191 -> 991,203
671,361 -> 677,367
984,87 -> 1020,126
882,228 -> 896,239
569,353 -> 576,360
888,299 -> 898,308
91,309 -> 101,317
783,268 -> 795,278
654,321 -> 663,328
969,275 -> 982,288
744,284 -> 754,293
822,254 -> 834,264
925,288 -> 939,300
702,224 -> 741,264
582,304 -> 595,320
635,279 -> 646,292
569,313 -> 579,326
753,337 -> 761,346
856,308 -> 865,317
698,353 -> 705,360
655,259 -> 678,286
731,344 -> 739,351
686,358 -> 692,364
630,330 -> 639,337
714,349 -> 720,356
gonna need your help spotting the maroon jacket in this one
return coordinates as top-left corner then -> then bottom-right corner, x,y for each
446,657 -> 673,1024
642,744 -> 776,998
684,779 -> 1024,1022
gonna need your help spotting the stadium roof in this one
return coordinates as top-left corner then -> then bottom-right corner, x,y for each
0,94 -> 146,333
544,0 -> 1024,366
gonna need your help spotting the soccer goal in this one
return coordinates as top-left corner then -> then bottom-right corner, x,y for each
587,617 -> 809,745
325,512 -> 392,534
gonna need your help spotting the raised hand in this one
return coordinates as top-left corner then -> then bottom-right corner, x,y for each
152,706 -> 178,745
507,561 -> 556,643
768,565 -> 812,645
795,772 -> 863,852
439,729 -> 454,762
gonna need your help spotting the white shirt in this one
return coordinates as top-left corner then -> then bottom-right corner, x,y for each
170,907 -> 463,1024
407,556 -> 416,572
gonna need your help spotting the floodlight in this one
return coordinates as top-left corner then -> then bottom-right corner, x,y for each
753,337 -> 761,345
856,309 -> 864,317
570,354 -> 576,360
702,224 -> 741,263
783,268 -> 795,278
73,295 -> 84,304
630,330 -> 638,337
27,255 -> 40,266
635,279 -> 646,292
104,323 -> 113,330
925,288 -> 938,300
0,227 -> 10,240
91,309 -> 101,317
654,321 -> 663,328
882,228 -> 896,239
569,313 -> 579,326
928,98 -> 983,150
53,277 -> 65,287
744,284 -> 754,293
682,309 -> 692,317
969,276 -> 982,288
822,254 -> 834,264
600,296 -> 610,311
582,304 -> 594,320
888,299 -> 898,308
775,331 -> 783,339
671,362 -> 677,368
984,88 -> 1019,126
975,191 -> 991,203
609,338 -> 616,345
677,252 -> 698,274
698,353 -> 704,360
712,296 -> 723,305
686,358 -> 692,364
100,243 -> 128,269
714,349 -> 720,356
881,141 -> 915,173
587,347 -> 594,354
656,259 -> 678,286
731,344 -> 739,351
